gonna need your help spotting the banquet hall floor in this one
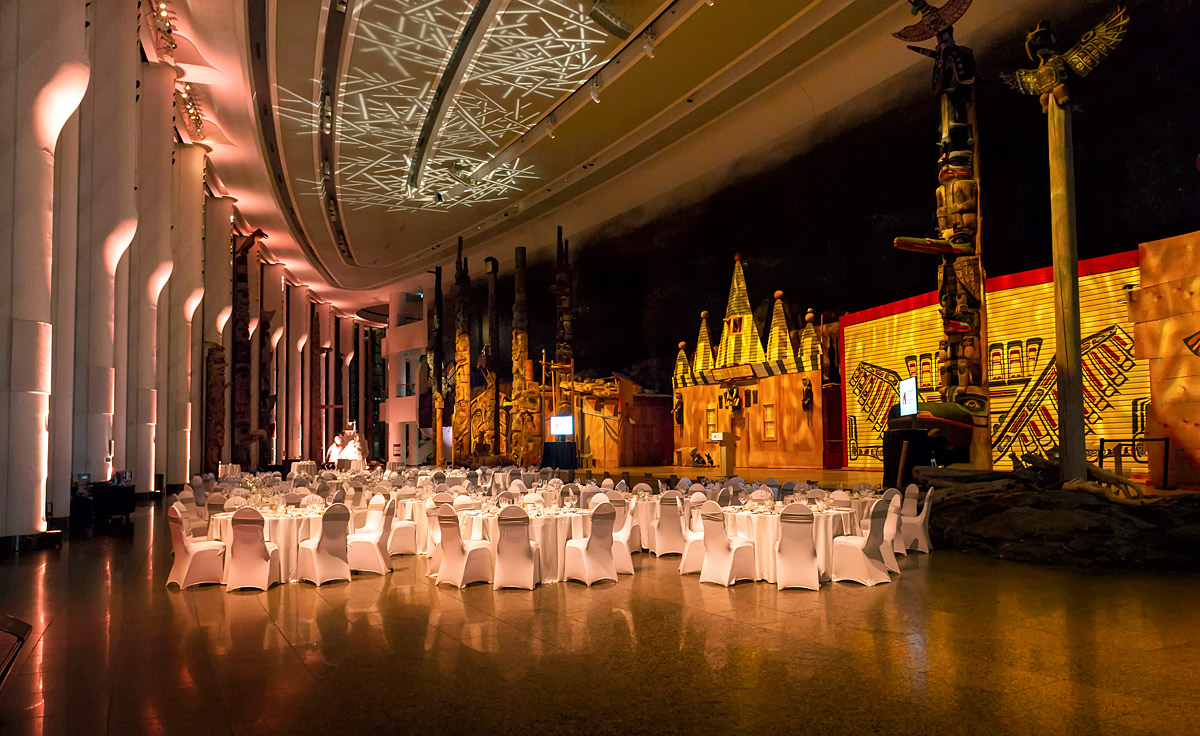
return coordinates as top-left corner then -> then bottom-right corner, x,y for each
1,503 -> 1197,735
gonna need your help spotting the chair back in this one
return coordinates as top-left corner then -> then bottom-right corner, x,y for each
605,492 -> 628,529
374,500 -> 396,559
633,482 -> 651,494
880,488 -> 901,503
224,496 -> 247,511
521,492 -> 543,507
317,504 -> 351,557
539,467 -> 552,481
780,481 -> 795,498
177,490 -> 198,514
331,488 -> 346,504
283,492 -> 302,507
915,488 -> 935,521
167,505 -> 191,554
687,491 -> 708,531
656,490 -> 684,531
436,505 -> 465,557
830,490 -> 851,501
587,502 -> 616,554
863,499 -> 890,565
452,494 -> 476,511
496,505 -> 535,564
230,507 -> 270,563
676,477 -> 692,490
466,471 -> 479,487
902,484 -> 921,517
508,479 -> 528,494
432,471 -> 446,485
806,488 -> 828,501
302,493 -> 323,507
749,488 -> 773,502
431,491 -> 454,507
206,493 -> 227,519
496,491 -> 518,504
778,503 -> 816,557
588,491 -> 609,510
715,487 -> 733,507
600,478 -> 614,489
699,500 -> 731,554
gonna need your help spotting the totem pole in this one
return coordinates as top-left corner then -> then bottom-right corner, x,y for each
507,247 -> 542,465
481,257 -> 501,453
551,227 -> 575,418
452,237 -> 472,464
1002,5 -> 1128,482
428,265 -> 445,467
892,0 -> 990,469
258,309 -> 276,465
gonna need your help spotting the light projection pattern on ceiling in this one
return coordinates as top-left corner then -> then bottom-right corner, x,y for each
277,0 -> 618,213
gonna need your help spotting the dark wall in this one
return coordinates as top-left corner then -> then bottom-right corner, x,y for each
449,0 -> 1199,395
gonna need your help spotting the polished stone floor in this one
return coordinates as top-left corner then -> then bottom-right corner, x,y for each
1,503 -> 1197,735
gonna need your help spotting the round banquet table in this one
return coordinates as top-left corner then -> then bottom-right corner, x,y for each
209,509 -> 323,583
722,507 -> 853,583
458,509 -> 593,584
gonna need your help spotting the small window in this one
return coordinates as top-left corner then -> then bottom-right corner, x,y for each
706,406 -> 717,438
729,316 -> 743,335
763,404 -> 777,441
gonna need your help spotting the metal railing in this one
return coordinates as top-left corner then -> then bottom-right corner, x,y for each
1097,437 -> 1172,490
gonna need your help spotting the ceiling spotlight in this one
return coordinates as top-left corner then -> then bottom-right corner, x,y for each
589,77 -> 601,104
642,30 -> 656,58
547,115 -> 556,139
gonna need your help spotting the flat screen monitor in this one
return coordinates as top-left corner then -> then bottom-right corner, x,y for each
549,415 -> 574,436
898,376 -> 918,417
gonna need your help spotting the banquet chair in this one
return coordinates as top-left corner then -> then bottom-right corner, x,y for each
348,498 -> 395,575
615,480 -> 628,493
651,491 -> 687,557
466,471 -> 479,487
172,497 -> 208,538
858,488 -> 906,556
351,485 -> 368,510
559,484 -> 579,508
780,481 -> 796,500
226,508 -> 282,591
223,496 -> 248,511
676,477 -> 692,490
879,496 -> 903,574
565,501 -> 617,586
749,489 -> 774,503
521,492 -> 544,507
166,506 -> 225,589
539,467 -> 553,482
775,503 -> 820,591
678,491 -> 709,575
493,506 -> 541,591
764,477 -> 781,500
283,492 -> 302,508
587,491 -> 610,510
853,482 -> 873,493
607,493 -> 638,575
832,499 -> 891,586
432,471 -> 446,485
715,487 -> 734,507
331,488 -> 346,505
387,497 -> 420,556
453,494 -> 478,512
205,493 -> 228,524
508,479 -> 528,495
358,494 -> 387,535
901,488 -> 935,553
496,491 -> 518,505
297,503 -> 352,586
901,484 -> 921,518
829,490 -> 852,509
698,501 -> 755,587
435,506 -> 492,588
633,482 -> 652,495
301,493 -> 323,507
600,477 -> 615,489
177,488 -> 202,519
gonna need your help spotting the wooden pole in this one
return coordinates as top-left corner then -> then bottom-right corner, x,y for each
431,266 -> 444,467
1048,100 -> 1086,482
896,440 -> 910,489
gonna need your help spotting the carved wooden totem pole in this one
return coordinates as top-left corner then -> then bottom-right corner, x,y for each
1002,5 -> 1128,482
452,237 -> 472,464
507,247 -> 542,465
203,341 -> 226,474
550,227 -> 575,419
481,257 -> 501,453
428,265 -> 445,467
892,0 -> 990,468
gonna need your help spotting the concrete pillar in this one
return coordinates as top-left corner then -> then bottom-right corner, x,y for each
340,317 -> 354,431
288,284 -> 308,459
113,251 -> 129,473
169,144 -> 205,485
248,247 -> 261,470
0,0 -> 89,535
49,111 -> 80,520
77,0 -> 138,483
128,62 -> 176,492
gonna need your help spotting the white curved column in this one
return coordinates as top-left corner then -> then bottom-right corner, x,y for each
79,0 -> 139,483
169,144 -> 206,485
128,62 -> 176,492
201,195 -> 233,472
0,0 -> 89,535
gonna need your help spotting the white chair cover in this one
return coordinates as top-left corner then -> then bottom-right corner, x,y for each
832,498 -> 891,586
297,503 -> 352,586
699,501 -> 755,586
348,498 -> 395,575
224,496 -> 248,511
901,487 -> 935,553
564,502 -> 617,586
434,506 -> 492,588
226,508 -> 282,591
607,493 -> 638,575
493,506 -> 541,590
652,490 -> 687,557
283,492 -> 302,508
775,503 -> 819,591
166,506 -> 224,589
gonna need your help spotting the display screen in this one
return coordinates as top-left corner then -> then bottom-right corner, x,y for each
549,415 -> 574,436
898,376 -> 918,417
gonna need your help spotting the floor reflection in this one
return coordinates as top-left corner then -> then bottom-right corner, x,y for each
0,502 -> 1196,735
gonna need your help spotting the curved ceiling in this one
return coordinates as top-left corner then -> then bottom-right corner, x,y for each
167,0 -> 1100,310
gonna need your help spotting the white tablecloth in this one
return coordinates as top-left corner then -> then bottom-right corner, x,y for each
209,510 -> 323,583
722,508 -> 853,583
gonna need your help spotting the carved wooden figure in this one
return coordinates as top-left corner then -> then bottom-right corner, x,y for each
452,237 -> 472,463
